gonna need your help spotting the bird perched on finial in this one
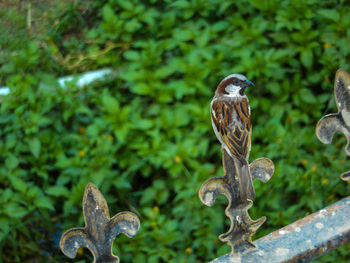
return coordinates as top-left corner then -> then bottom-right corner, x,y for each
210,74 -> 255,200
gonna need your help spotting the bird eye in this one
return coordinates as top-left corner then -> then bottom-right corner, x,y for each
232,79 -> 240,85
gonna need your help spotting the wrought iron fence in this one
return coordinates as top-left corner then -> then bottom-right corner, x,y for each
59,69 -> 350,263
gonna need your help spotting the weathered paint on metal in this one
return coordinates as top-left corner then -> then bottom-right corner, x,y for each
60,183 -> 140,263
210,196 -> 350,263
316,69 -> 350,180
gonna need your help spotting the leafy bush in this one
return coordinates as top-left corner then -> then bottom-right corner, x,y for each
1,0 -> 350,262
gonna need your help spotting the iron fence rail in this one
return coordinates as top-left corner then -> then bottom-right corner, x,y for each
211,196 -> 350,263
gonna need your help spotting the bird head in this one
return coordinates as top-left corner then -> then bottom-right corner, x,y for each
216,74 -> 254,97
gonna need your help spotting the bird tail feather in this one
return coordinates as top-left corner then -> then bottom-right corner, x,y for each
235,158 -> 255,201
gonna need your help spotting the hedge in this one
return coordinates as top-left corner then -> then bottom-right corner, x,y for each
1,0 -> 350,262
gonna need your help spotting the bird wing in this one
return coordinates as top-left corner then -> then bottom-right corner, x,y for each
211,98 -> 251,159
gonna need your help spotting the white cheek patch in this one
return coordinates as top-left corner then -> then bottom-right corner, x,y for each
225,84 -> 241,97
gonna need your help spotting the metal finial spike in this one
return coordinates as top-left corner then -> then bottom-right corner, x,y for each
59,183 -> 140,263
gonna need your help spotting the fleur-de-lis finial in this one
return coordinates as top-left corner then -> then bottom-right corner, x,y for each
316,69 -> 350,181
199,151 -> 274,255
60,183 -> 140,263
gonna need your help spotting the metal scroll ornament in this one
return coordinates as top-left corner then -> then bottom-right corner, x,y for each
199,75 -> 275,256
60,183 -> 140,263
316,69 -> 350,181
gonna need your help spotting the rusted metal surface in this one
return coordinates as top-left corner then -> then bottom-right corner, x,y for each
316,69 -> 350,181
60,183 -> 140,263
210,196 -> 350,263
199,75 -> 275,255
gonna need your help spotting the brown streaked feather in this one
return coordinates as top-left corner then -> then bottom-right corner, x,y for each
211,97 -> 251,159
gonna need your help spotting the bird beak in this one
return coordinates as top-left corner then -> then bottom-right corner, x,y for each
245,79 -> 255,87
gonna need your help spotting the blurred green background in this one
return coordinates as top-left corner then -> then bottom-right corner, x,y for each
1,0 -> 350,262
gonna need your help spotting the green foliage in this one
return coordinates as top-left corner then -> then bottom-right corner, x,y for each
1,0 -> 350,262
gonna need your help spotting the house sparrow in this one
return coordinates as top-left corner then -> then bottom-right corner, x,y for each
211,74 -> 255,200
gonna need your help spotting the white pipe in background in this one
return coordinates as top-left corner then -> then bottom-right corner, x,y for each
0,68 -> 113,96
